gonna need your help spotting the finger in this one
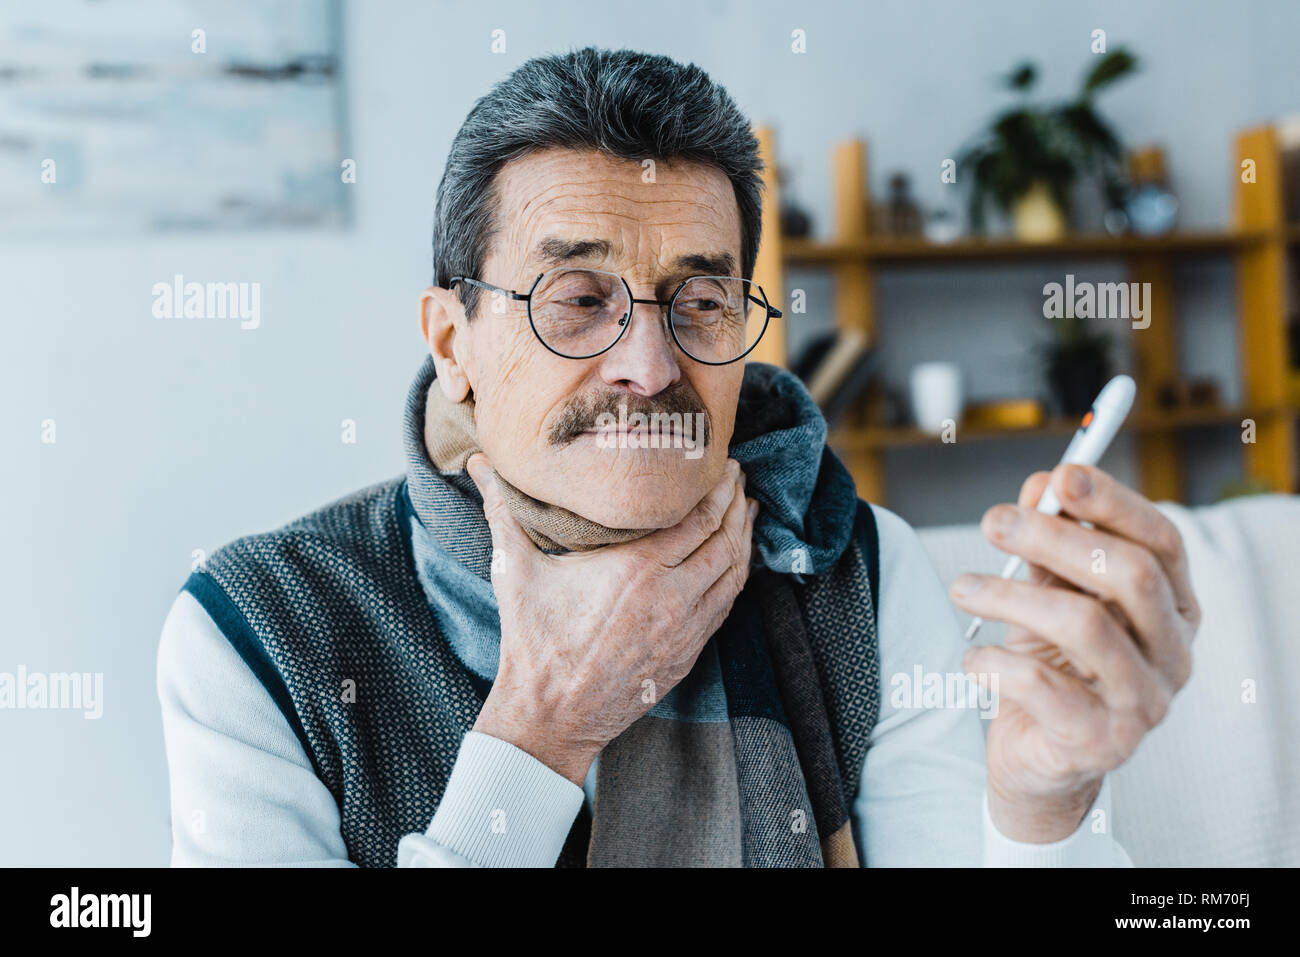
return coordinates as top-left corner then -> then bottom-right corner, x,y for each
1025,561 -> 1068,589
1050,464 -> 1200,625
695,493 -> 756,627
951,576 -> 1169,720
1012,469 -> 1133,653
1017,470 -> 1053,510
962,644 -> 1113,766
466,453 -> 538,565
639,459 -> 742,566
979,503 -> 1185,675
680,475 -> 753,588
999,561 -> 1080,674
1016,470 -> 1097,590
1014,471 -> 1066,605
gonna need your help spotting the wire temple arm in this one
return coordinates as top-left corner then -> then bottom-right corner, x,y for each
749,292 -> 782,318
448,276 -> 530,301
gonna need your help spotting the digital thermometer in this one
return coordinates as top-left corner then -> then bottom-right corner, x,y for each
963,374 -> 1137,642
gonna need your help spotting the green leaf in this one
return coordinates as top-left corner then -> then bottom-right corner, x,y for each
1082,48 -> 1137,94
993,110 -> 1040,155
1058,103 -> 1121,163
1005,62 -> 1037,91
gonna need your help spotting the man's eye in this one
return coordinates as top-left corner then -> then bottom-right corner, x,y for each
681,298 -> 722,312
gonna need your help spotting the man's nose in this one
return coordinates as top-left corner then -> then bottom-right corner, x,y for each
596,298 -> 682,397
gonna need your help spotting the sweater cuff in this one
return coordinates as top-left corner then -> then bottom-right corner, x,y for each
414,730 -> 585,868
983,776 -> 1130,867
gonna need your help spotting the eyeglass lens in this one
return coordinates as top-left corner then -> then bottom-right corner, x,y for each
528,267 -> 768,362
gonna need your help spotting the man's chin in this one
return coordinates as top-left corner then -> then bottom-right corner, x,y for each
567,498 -> 692,531
540,446 -> 716,530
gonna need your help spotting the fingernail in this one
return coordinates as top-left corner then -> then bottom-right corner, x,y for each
952,574 -> 982,598
1066,466 -> 1092,500
748,500 -> 759,521
728,458 -> 740,478
987,506 -> 1019,539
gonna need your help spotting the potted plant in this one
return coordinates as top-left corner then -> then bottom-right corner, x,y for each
1042,313 -> 1114,416
958,49 -> 1138,241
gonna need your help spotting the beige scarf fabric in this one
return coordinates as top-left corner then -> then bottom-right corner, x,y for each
423,384 -> 652,552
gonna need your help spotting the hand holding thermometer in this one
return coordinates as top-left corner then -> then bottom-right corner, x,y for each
963,374 -> 1137,643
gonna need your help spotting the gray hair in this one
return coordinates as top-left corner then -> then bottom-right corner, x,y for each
432,47 -> 764,319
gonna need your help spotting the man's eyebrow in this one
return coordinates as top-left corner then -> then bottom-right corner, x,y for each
530,239 -> 738,278
673,252 -> 737,276
532,237 -> 612,265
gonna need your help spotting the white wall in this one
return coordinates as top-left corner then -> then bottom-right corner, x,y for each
2,0 -> 1295,864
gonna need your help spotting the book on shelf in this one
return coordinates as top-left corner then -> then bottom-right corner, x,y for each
792,329 -> 877,428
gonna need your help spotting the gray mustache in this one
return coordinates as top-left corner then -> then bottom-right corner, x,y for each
550,390 -> 711,446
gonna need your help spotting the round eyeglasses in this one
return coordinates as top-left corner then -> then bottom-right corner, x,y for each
449,267 -> 781,366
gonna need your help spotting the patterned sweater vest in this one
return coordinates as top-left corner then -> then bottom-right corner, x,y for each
183,477 -> 883,867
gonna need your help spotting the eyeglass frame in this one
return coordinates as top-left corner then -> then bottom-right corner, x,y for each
448,268 -> 782,366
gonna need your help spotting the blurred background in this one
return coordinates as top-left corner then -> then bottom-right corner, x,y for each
3,0 -> 1298,865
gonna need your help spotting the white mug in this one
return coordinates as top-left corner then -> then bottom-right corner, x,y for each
910,362 -> 963,434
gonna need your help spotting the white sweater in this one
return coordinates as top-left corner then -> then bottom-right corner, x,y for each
156,503 -> 1133,867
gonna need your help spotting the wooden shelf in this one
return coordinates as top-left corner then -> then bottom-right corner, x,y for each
753,125 -> 1299,505
829,405 -> 1290,452
784,231 -> 1269,267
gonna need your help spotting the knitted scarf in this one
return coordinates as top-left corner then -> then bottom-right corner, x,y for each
412,359 -> 874,866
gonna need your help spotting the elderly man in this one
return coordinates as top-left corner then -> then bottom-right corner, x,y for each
157,48 -> 1199,867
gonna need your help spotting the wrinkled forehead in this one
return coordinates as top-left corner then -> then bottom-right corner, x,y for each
486,146 -> 743,283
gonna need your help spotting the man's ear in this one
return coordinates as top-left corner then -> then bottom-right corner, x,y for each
420,286 -> 472,402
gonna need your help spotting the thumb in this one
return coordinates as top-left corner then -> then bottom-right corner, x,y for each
466,453 -> 537,564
